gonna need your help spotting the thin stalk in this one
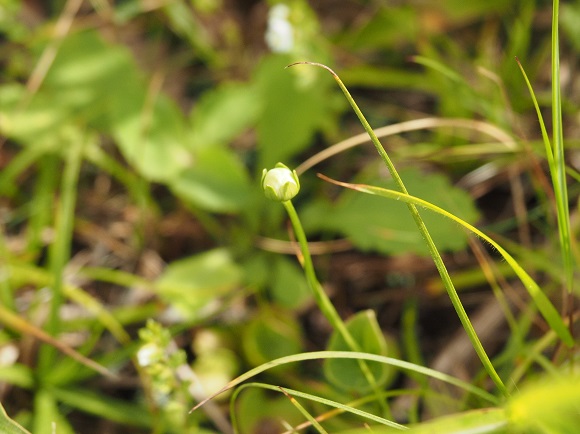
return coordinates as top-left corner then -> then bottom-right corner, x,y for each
282,200 -> 391,416
0,230 -> 14,310
551,0 -> 574,296
289,62 -> 508,397
279,387 -> 329,434
38,134 -> 86,375
27,154 -> 60,256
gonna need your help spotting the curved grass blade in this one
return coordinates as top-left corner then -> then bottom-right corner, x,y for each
515,58 -> 553,167
550,0 -> 574,295
230,382 -> 408,431
288,61 -> 507,397
191,350 -> 499,413
278,386 -> 329,434
318,174 -> 573,348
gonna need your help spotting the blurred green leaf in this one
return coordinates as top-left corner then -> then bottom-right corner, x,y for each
269,256 -> 311,309
171,146 -> 251,213
112,94 -> 191,183
406,408 -> 507,433
155,248 -> 242,320
507,374 -> 580,434
189,83 -> 261,149
242,309 -> 302,368
50,387 -> 152,429
33,390 -> 75,434
0,401 -> 31,434
192,348 -> 240,398
425,0 -> 512,22
255,55 -> 343,168
235,387 -> 304,434
342,7 -> 418,52
363,408 -> 507,434
562,3 -> 580,52
323,310 -> 397,393
0,84 -> 68,145
304,168 -> 479,255
41,30 -> 191,182
0,365 -> 34,389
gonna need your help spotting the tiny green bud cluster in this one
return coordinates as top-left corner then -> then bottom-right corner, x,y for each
137,320 -> 187,403
262,163 -> 300,202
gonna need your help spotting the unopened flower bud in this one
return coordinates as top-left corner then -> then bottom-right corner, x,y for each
262,163 -> 300,202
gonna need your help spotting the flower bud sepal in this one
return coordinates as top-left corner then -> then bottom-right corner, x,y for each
261,163 -> 300,202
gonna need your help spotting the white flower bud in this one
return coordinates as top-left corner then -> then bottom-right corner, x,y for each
262,163 -> 300,202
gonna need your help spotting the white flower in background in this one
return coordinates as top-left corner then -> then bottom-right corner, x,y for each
265,4 -> 294,53
136,342 -> 161,367
262,163 -> 300,202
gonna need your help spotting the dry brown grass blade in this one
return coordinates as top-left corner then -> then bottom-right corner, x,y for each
0,304 -> 116,379
295,117 -> 516,175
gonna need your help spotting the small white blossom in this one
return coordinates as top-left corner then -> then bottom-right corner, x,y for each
262,163 -> 300,202
137,342 -> 161,367
265,4 -> 294,53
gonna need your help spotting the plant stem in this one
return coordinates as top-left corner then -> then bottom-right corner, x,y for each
282,200 -> 391,416
38,133 -> 86,375
550,0 -> 574,295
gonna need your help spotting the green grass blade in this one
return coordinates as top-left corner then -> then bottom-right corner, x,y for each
515,58 -> 554,167
318,174 -> 573,348
38,133 -> 87,374
550,0 -> 574,293
50,387 -> 152,428
231,383 -> 407,431
278,386 -> 329,434
191,350 -> 500,413
288,62 -> 508,397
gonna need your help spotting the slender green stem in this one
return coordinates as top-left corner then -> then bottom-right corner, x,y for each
289,62 -> 508,397
279,387 -> 329,434
282,201 -> 350,342
0,232 -> 14,310
38,134 -> 86,375
230,382 -> 409,432
282,200 -> 390,416
551,0 -> 574,295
